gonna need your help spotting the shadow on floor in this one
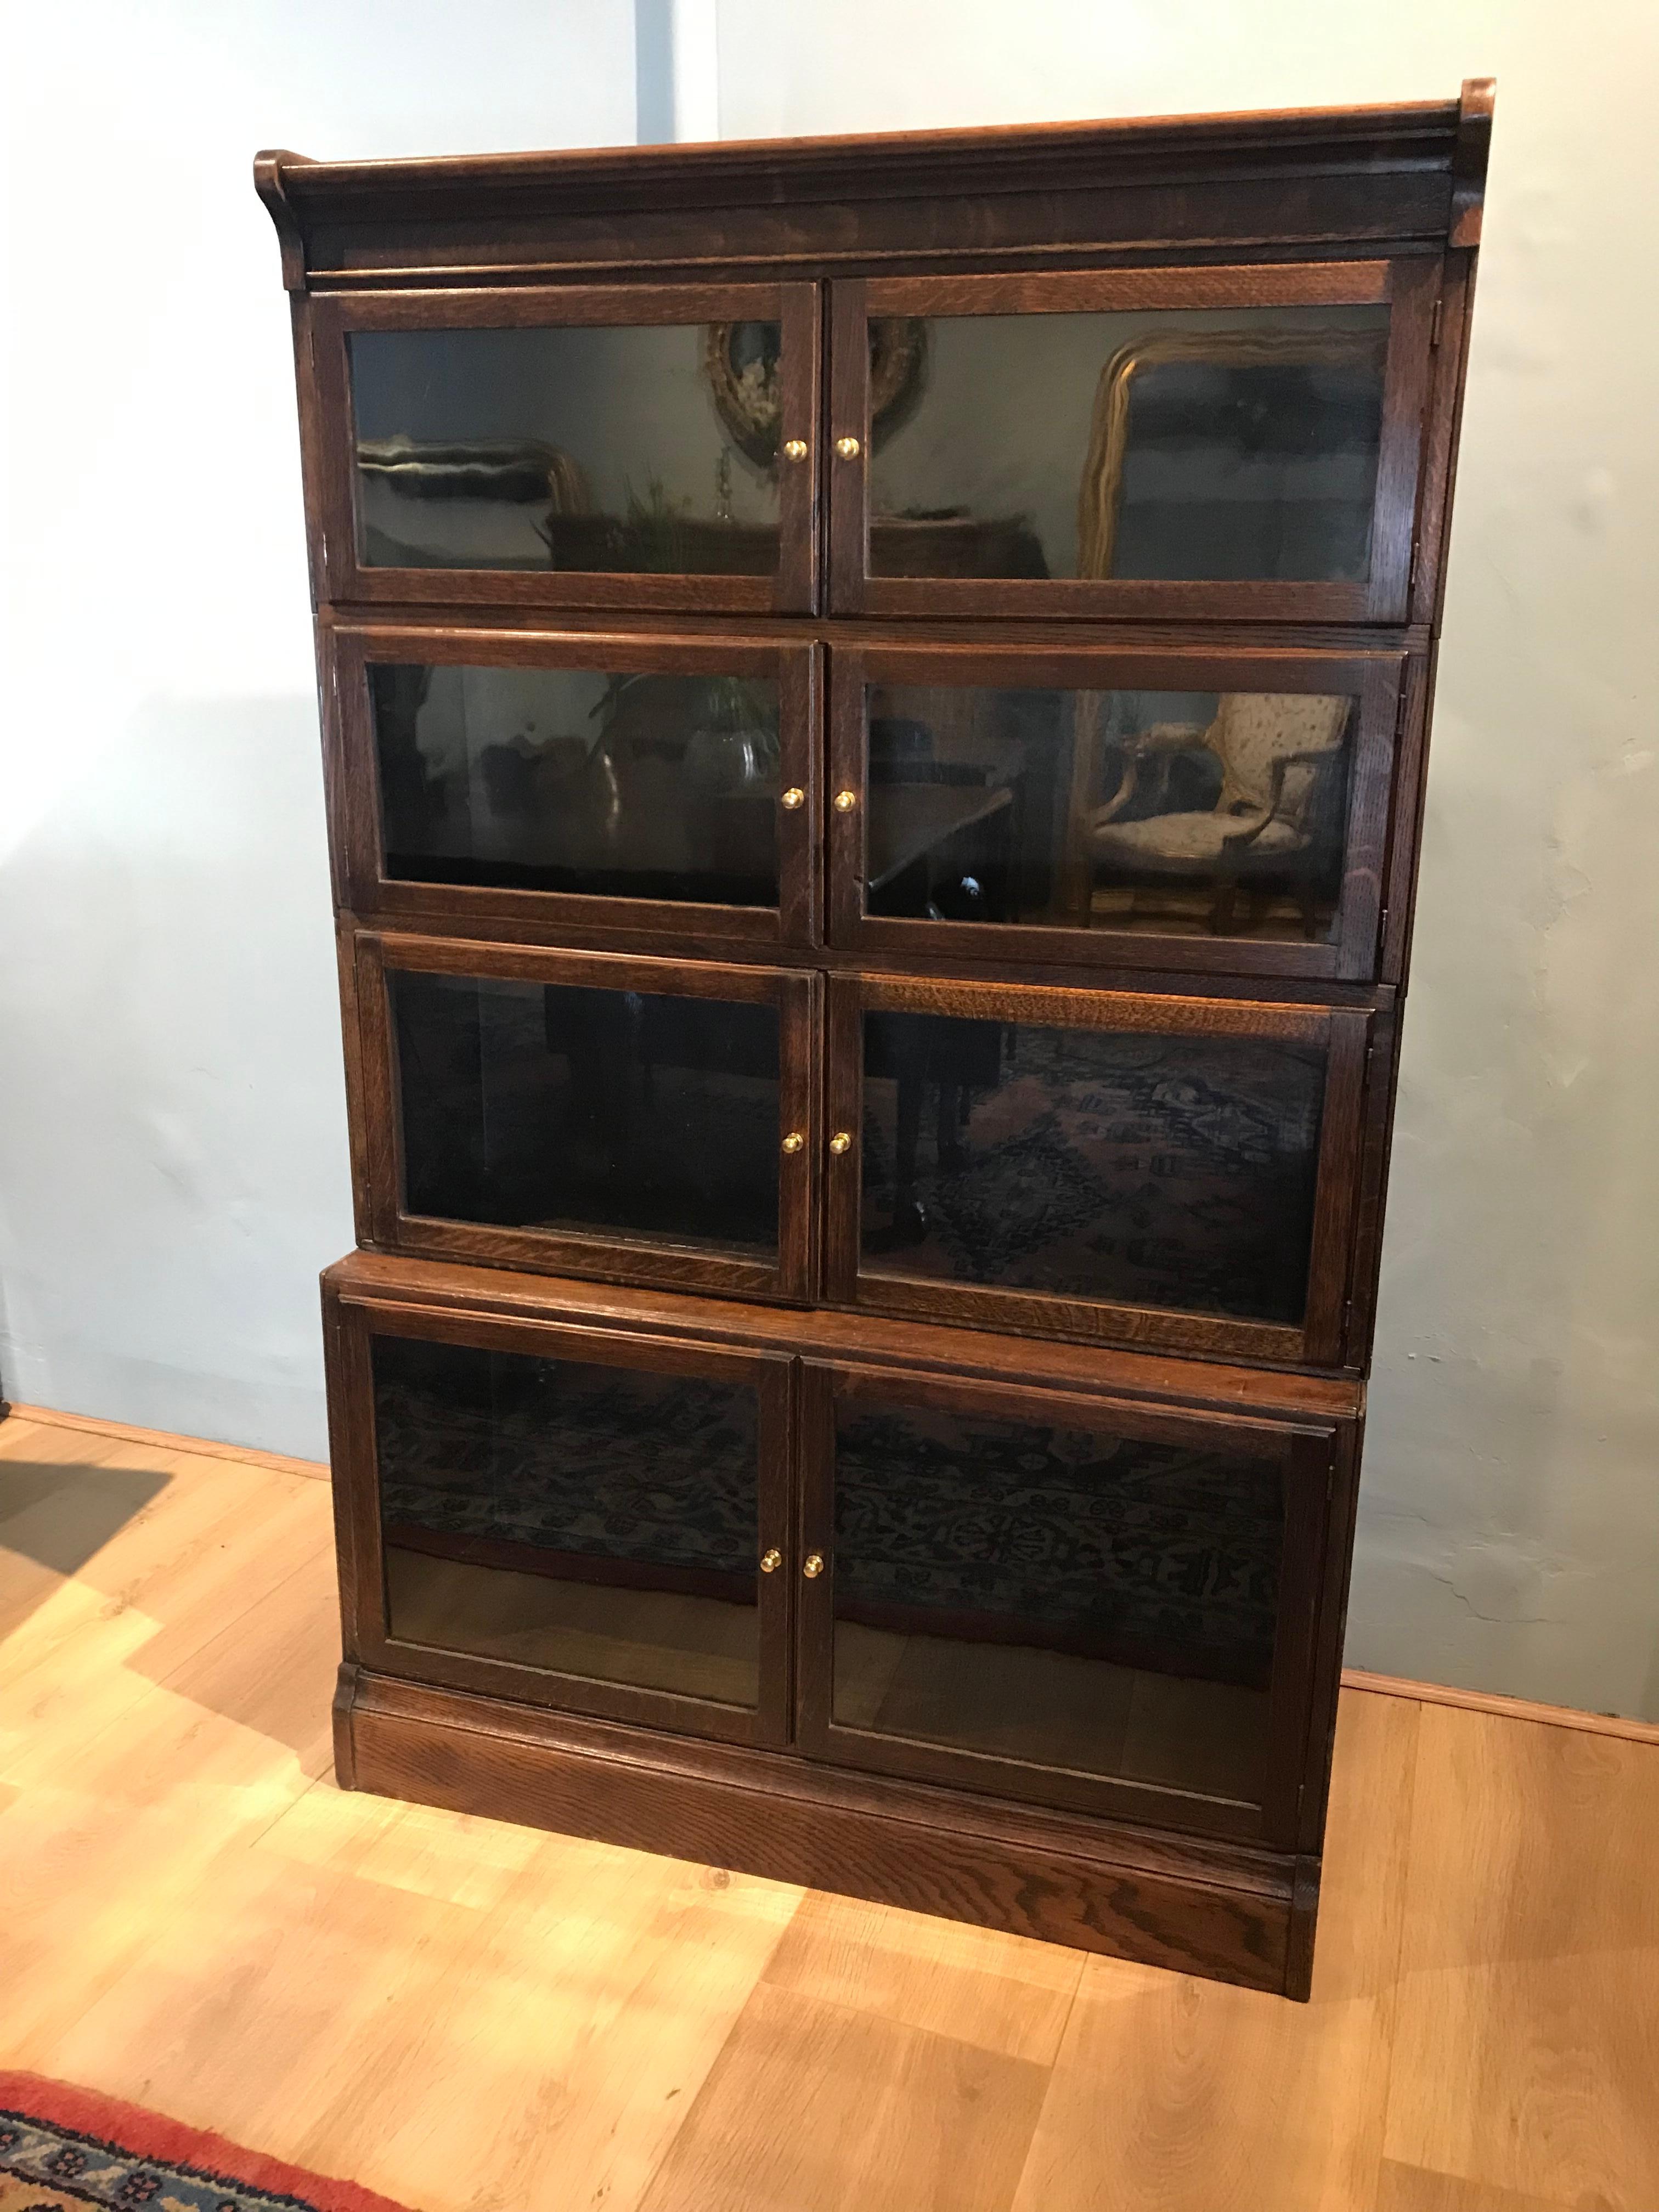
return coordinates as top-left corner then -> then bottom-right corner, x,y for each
0,1459 -> 173,1633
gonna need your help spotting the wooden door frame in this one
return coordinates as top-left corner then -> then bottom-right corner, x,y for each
352,930 -> 821,1303
794,1359 -> 1338,1847
826,640 -> 1406,984
325,1293 -> 796,1748
324,619 -> 822,950
309,279 -> 821,614
823,970 -> 1370,1367
826,257 -> 1438,623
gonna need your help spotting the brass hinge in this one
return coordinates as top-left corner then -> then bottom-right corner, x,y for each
1429,292 -> 1444,351
1408,540 -> 1421,601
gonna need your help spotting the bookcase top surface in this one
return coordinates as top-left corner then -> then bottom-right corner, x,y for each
254,81 -> 1493,291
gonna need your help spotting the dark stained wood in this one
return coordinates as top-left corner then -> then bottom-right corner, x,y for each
309,280 -> 819,617
1295,1414 -> 1365,1858
827,641 -> 1408,984
268,87 -> 1491,1998
340,1662 -> 1303,1994
323,605 -> 1437,654
1301,1006 -> 1374,1367
1285,1855 -> 1322,2003
795,1357 -> 1338,1847
335,897 -> 1401,1006
325,1289 -> 797,1751
1344,995 -> 1403,1365
831,257 -> 1436,629
323,1249 -> 1364,1423
821,970 -> 1365,1368
351,930 -> 820,1303
324,620 -> 822,950
255,93 -> 1485,295
1451,78 -> 1498,249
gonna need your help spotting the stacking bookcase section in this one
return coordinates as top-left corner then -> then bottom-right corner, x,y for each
324,1251 -> 1363,1993
325,622 -> 821,949
351,933 -> 819,1302
825,974 -> 1370,1367
306,283 -> 821,614
825,261 -> 1437,624
263,78 -> 1493,2000
826,645 -> 1407,984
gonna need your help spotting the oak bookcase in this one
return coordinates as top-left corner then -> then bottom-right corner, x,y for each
258,80 -> 1492,1997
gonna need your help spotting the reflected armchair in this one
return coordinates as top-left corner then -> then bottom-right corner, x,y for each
1081,691 -> 1351,938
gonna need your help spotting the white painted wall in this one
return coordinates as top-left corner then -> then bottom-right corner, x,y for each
718,0 -> 1659,1722
0,2 -> 637,1455
2,1 -> 1654,1716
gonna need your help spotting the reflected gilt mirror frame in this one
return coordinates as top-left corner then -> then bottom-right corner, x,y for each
1075,327 -> 1391,580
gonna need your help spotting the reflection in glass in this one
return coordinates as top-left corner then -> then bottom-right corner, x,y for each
868,304 -> 1389,583
863,683 -> 1355,944
392,971 -> 781,1257
349,323 -> 781,572
373,663 -> 781,907
861,1012 -> 1325,1325
375,1335 -> 760,1704
831,1397 -> 1280,1803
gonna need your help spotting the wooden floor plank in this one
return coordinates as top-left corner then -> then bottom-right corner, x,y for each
1007,1686 -> 1422,2212
1384,1704 -> 1659,2211
2,1413 -> 1656,2212
636,1975 -> 1052,2212
1373,2162 -> 1572,2211
760,1887 -> 1084,2065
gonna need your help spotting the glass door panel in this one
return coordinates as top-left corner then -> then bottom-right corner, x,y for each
316,284 -> 819,612
359,939 -> 815,1302
799,1368 -> 1331,1838
829,650 -> 1400,980
828,264 -> 1435,620
826,977 -> 1368,1364
333,628 -> 817,946
360,1320 -> 791,1744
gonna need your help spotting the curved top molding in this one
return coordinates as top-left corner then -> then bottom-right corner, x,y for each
255,82 -> 1495,292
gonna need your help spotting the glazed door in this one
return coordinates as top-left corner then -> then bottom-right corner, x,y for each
311,282 -> 820,613
331,1301 -> 794,1747
827,645 -> 1406,982
797,1363 -> 1339,1844
355,934 -> 818,1302
824,974 -> 1370,1365
329,625 -> 820,947
826,262 -> 1437,622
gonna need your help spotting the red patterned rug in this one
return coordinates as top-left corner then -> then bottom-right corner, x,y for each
0,2073 -> 417,2212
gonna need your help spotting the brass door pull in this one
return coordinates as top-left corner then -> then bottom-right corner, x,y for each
782,438 -> 809,460
780,786 -> 805,810
760,1548 -> 782,1573
781,1131 -> 805,1155
803,1553 -> 825,1578
835,435 -> 861,458
828,1131 -> 852,1156
833,788 -> 857,813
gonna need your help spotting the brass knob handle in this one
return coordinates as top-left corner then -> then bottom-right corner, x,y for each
782,438 -> 809,461
781,1131 -> 804,1155
803,1553 -> 824,1579
833,789 -> 857,814
760,1547 -> 782,1573
828,1132 -> 852,1156
780,786 -> 805,811
835,436 -> 861,459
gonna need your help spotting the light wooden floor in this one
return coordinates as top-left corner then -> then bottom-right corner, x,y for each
1,1407 -> 1655,2212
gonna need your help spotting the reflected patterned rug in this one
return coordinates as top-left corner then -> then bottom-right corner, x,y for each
0,2073 -> 416,2212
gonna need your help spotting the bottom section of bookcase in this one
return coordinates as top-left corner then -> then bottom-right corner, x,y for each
334,1662 -> 1321,1999
323,1249 -> 1363,2000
